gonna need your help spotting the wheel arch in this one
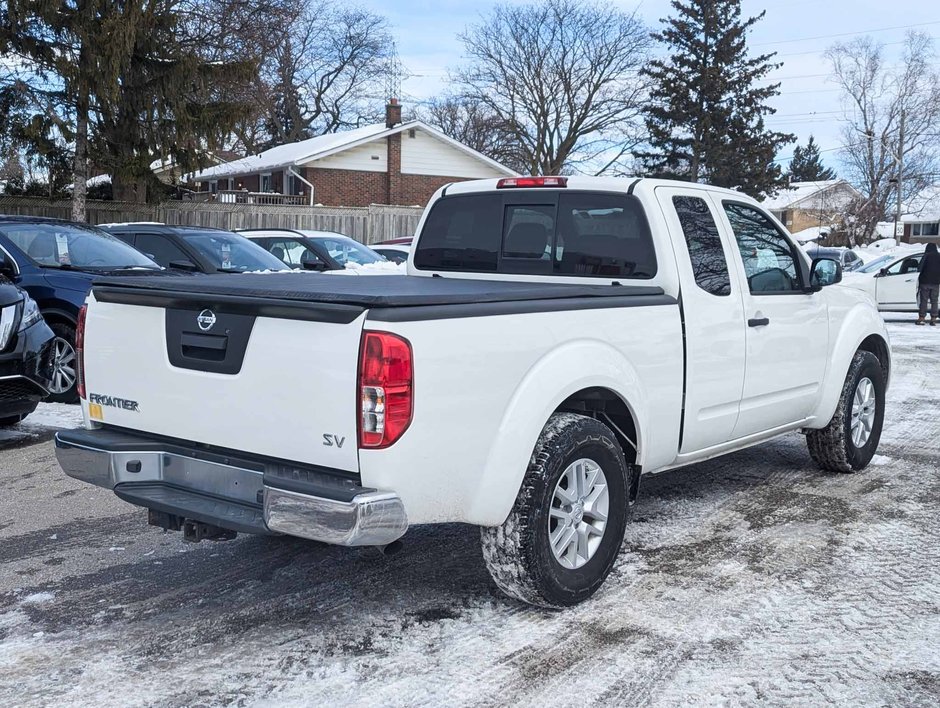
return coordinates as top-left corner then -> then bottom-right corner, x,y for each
810,305 -> 891,428
857,332 -> 890,386
467,339 -> 648,526
39,307 -> 78,329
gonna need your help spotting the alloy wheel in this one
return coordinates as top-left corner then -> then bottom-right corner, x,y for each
49,336 -> 77,395
850,376 -> 876,448
548,458 -> 610,570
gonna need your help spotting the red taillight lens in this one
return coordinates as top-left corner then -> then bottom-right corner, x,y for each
496,176 -> 568,189
75,305 -> 87,399
358,331 -> 413,449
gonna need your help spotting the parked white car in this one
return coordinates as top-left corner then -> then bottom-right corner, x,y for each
238,228 -> 401,275
371,243 -> 411,264
841,247 -> 926,311
56,176 -> 890,608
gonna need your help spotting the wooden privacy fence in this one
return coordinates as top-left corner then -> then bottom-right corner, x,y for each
0,198 -> 424,245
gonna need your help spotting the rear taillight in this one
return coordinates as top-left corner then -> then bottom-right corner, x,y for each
496,176 -> 568,189
75,305 -> 87,399
358,331 -> 413,449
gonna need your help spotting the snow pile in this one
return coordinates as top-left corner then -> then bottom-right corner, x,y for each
18,592 -> 55,606
323,261 -> 407,276
792,226 -> 829,244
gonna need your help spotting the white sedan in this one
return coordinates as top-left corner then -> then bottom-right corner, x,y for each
840,247 -> 926,312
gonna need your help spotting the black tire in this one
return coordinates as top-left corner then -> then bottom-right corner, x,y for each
47,322 -> 79,404
807,350 -> 885,473
480,413 -> 632,608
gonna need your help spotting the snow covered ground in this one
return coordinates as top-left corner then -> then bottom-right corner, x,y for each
0,315 -> 938,706
0,403 -> 84,449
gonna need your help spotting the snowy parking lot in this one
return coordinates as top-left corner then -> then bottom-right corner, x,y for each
1,315 -> 938,706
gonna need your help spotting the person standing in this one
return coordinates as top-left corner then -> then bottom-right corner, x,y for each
917,242 -> 940,325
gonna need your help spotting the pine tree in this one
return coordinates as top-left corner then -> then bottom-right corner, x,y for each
638,0 -> 795,196
787,135 -> 836,182
1,1 -> 258,208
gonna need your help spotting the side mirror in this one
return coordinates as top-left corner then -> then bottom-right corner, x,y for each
810,257 -> 842,290
302,259 -> 328,271
0,251 -> 17,279
877,267 -> 889,277
169,259 -> 200,273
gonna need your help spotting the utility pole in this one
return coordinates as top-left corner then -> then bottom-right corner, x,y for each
895,107 -> 905,240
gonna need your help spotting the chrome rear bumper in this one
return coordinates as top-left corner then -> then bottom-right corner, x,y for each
54,430 -> 408,546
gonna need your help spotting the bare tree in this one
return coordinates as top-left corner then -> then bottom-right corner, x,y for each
238,0 -> 396,152
827,32 -> 940,244
453,0 -> 652,176
423,96 -> 526,173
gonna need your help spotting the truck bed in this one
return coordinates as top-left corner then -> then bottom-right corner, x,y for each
92,273 -> 674,323
95,272 -> 665,307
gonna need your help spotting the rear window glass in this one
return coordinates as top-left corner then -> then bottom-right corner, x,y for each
413,194 -> 501,272
414,191 -> 656,278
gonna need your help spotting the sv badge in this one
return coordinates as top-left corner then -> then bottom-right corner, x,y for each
322,434 -> 345,448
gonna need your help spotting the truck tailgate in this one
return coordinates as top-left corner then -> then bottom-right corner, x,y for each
82,292 -> 364,474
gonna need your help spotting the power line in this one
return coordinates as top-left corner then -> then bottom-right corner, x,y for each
753,19 -> 940,47
774,36 -> 937,58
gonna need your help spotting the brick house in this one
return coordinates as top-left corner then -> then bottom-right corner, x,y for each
190,100 -> 517,207
900,184 -> 940,244
762,180 -> 861,241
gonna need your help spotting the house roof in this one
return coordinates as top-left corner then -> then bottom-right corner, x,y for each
901,184 -> 940,223
189,120 -> 518,181
762,180 -> 858,211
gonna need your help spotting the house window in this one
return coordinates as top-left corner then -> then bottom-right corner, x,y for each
920,222 -> 940,237
285,171 -> 296,195
209,180 -> 218,194
227,178 -> 234,190
260,173 -> 272,192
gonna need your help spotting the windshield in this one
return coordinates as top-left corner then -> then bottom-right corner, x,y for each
180,231 -> 289,272
857,254 -> 896,273
1,222 -> 158,269
311,237 -> 385,266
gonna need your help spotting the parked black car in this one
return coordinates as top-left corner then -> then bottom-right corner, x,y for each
101,223 -> 290,273
0,216 -> 160,403
0,270 -> 55,425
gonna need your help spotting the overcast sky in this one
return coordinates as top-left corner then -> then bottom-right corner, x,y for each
361,0 -> 940,172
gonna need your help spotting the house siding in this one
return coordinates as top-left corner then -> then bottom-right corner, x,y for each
401,130 -> 506,178
311,140 -> 387,172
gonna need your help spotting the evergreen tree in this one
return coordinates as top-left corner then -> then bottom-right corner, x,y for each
638,0 -> 795,195
1,1 -> 259,208
787,135 -> 836,182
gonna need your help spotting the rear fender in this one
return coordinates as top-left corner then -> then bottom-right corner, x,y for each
466,340 -> 647,526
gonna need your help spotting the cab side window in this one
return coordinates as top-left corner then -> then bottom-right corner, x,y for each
723,202 -> 802,293
672,196 -> 731,296
134,233 -> 189,268
887,255 -> 921,275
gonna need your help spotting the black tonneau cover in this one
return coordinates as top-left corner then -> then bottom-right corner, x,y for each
94,272 -> 663,307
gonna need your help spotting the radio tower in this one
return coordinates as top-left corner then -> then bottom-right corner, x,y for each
385,49 -> 404,103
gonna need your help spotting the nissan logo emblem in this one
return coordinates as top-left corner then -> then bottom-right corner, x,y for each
197,309 -> 217,332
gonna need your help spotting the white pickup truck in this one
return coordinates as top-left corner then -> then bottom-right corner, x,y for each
56,177 -> 890,608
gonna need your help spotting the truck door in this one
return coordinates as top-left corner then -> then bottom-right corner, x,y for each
714,199 -> 830,438
656,187 -> 747,452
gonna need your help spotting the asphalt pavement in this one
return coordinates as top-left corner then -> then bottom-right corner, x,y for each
1,317 -> 938,707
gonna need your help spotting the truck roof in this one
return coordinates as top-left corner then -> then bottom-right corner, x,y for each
441,176 -> 760,204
